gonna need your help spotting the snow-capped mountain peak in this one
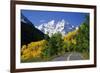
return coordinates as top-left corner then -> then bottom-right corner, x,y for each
47,20 -> 55,26
36,19 -> 76,37
56,20 -> 65,29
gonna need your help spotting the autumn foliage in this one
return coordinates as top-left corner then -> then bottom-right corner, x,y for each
21,16 -> 89,62
21,40 -> 47,62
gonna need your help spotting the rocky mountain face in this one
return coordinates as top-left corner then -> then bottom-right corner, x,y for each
36,19 -> 76,37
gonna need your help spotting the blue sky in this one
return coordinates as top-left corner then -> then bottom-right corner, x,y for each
21,10 -> 89,27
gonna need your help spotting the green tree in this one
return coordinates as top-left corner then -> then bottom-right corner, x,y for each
41,44 -> 51,60
41,32 -> 64,60
75,18 -> 89,53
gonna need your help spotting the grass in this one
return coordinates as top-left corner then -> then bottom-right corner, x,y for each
21,57 -> 45,63
81,51 -> 89,60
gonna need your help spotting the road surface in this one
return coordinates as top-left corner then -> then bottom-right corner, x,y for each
52,52 -> 83,61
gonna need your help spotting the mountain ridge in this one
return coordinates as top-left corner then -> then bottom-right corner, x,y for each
21,14 -> 49,46
36,19 -> 77,37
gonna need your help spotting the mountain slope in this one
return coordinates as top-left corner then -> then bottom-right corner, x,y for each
21,14 -> 48,46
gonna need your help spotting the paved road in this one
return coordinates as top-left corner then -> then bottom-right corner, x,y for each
69,52 -> 83,60
52,53 -> 70,61
52,52 -> 83,61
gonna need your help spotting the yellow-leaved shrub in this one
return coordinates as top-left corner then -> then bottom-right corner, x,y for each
21,40 -> 47,61
63,29 -> 78,44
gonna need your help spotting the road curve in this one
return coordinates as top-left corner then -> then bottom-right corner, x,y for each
52,52 -> 83,61
68,52 -> 83,60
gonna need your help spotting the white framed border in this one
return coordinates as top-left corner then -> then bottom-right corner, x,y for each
15,4 -> 95,69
